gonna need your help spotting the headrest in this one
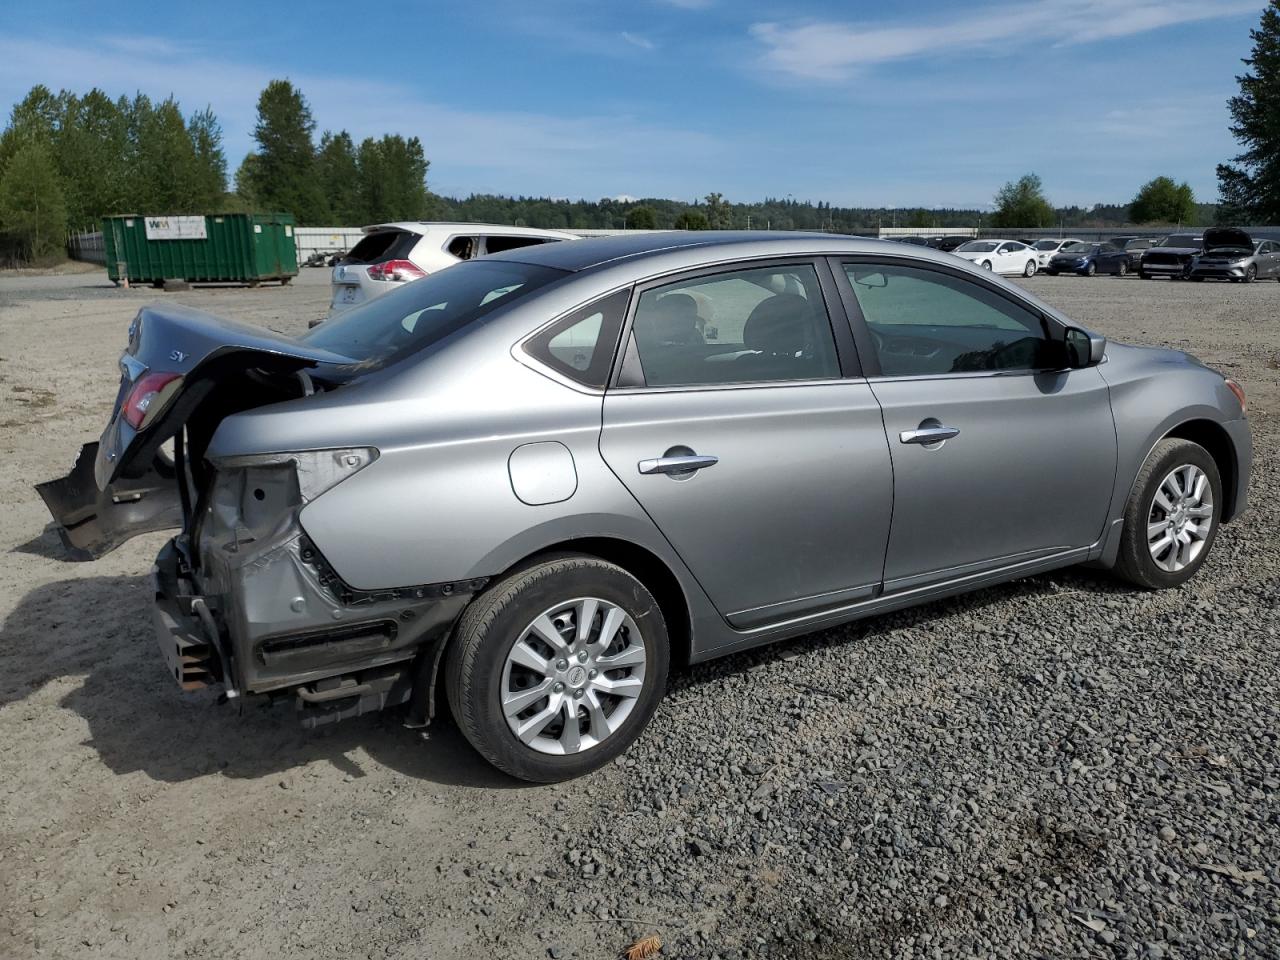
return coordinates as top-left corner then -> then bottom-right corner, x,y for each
743,294 -> 812,356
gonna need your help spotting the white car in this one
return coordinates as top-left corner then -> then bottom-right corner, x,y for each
952,239 -> 1040,277
328,222 -> 578,319
1030,238 -> 1083,270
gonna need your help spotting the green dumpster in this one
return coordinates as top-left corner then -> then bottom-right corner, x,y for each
102,213 -> 298,286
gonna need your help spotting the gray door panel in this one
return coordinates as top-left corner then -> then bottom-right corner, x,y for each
871,369 -> 1117,589
600,382 -> 894,623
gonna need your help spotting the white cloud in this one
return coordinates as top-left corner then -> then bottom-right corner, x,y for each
751,0 -> 1266,81
620,31 -> 656,50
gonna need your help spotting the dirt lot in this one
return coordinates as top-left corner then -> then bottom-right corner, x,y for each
1,266 -> 1277,959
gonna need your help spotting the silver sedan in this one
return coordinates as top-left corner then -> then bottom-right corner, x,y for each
38,233 -> 1252,781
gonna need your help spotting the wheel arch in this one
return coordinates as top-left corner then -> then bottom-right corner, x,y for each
413,534 -> 697,729
515,537 -> 694,669
1161,418 -> 1240,521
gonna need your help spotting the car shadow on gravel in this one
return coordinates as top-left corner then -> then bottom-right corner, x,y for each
2,568 -> 1138,792
668,566 -> 1134,693
0,574 -> 519,790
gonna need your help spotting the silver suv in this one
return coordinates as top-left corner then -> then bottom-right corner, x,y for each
327,222 -> 576,319
39,233 -> 1251,782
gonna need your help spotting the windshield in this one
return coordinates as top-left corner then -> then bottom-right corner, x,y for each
1155,235 -> 1202,247
1062,242 -> 1095,254
304,260 -> 566,368
957,241 -> 997,252
1032,240 -> 1063,251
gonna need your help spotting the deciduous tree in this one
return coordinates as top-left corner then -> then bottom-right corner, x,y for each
991,174 -> 1054,228
1130,176 -> 1196,224
0,142 -> 68,259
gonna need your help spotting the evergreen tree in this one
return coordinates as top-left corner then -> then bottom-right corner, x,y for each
244,80 -> 326,223
1217,1 -> 1280,222
0,142 -> 68,259
188,107 -> 228,209
316,131 -> 361,223
354,134 -> 429,223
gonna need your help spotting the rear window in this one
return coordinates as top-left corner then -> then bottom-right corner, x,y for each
304,259 -> 566,370
484,235 -> 556,254
342,230 -> 418,264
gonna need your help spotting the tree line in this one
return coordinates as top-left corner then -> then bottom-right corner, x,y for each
0,86 -> 227,259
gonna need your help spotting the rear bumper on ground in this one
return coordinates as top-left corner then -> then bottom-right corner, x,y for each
150,529 -> 482,724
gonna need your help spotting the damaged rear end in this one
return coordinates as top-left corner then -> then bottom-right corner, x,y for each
35,303 -> 480,725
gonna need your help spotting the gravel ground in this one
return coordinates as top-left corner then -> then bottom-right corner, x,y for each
1,267 -> 1277,959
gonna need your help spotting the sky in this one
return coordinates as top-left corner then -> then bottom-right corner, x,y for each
0,0 -> 1269,209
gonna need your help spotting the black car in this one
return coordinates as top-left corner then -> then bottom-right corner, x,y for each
935,235 -> 973,252
893,236 -> 937,247
1139,233 -> 1204,280
1046,242 -> 1131,277
1109,236 -> 1156,270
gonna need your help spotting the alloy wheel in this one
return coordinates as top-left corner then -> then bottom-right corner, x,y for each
1147,464 -> 1214,572
500,597 -> 646,755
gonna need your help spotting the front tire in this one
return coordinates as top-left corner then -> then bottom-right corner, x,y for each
1024,260 -> 1037,277
982,260 -> 993,271
445,554 -> 670,782
1116,261 -> 1128,277
1085,262 -> 1097,277
1244,264 -> 1258,283
1114,439 -> 1221,589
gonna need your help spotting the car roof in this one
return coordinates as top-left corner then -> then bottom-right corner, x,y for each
481,230 -> 923,272
362,221 -> 578,239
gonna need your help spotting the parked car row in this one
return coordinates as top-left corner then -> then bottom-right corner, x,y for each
1143,228 -> 1280,283
892,229 -> 1280,283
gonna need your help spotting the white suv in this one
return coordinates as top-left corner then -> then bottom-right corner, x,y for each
327,222 -> 578,319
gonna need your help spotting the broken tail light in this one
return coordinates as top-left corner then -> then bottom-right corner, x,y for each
122,371 -> 184,429
367,260 -> 426,283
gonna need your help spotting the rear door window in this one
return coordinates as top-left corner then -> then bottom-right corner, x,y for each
624,263 -> 840,387
446,235 -> 478,260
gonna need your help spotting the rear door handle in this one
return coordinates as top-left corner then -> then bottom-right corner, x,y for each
899,426 -> 960,445
638,455 -> 719,475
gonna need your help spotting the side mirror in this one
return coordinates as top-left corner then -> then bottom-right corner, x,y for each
1064,326 -> 1105,368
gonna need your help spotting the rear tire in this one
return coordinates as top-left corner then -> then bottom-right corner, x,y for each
1114,439 -> 1221,590
445,554 -> 670,782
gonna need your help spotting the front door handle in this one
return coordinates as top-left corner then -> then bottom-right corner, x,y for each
899,425 -> 960,445
638,454 -> 719,475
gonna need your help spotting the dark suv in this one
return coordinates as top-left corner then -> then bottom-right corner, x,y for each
1139,233 -> 1203,280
